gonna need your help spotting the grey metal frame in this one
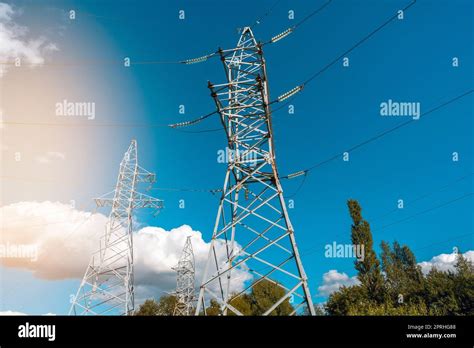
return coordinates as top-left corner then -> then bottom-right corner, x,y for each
196,27 -> 315,316
69,140 -> 163,315
173,236 -> 196,316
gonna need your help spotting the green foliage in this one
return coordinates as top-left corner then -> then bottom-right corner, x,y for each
229,293 -> 253,316
325,200 -> 474,316
134,299 -> 161,316
204,299 -> 222,316
424,268 -> 459,315
200,299 -> 222,316
381,241 -> 425,307
346,300 -> 428,316
204,279 -> 294,316
347,199 -> 385,302
453,251 -> 474,315
326,285 -> 368,315
248,279 -> 294,316
134,295 -> 177,316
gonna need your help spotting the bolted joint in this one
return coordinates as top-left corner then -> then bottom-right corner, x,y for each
218,47 -> 225,62
256,75 -> 263,91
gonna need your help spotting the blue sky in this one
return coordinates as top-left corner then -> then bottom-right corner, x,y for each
0,0 -> 472,314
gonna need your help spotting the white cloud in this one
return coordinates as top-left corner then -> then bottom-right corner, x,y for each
0,2 -> 14,21
0,201 -> 106,279
35,151 -> 66,164
0,201 -> 252,301
0,310 -> 26,315
0,2 -> 58,77
133,225 -> 252,301
317,270 -> 360,297
418,250 -> 474,274
0,310 -> 56,315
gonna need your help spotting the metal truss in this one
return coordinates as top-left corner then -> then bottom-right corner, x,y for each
196,27 -> 315,316
69,140 -> 163,315
173,236 -> 196,316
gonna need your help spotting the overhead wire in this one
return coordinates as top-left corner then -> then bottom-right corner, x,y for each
281,89 -> 473,183
370,172 -> 474,223
298,191 -> 474,259
2,1 -> 333,130
168,0 -> 414,129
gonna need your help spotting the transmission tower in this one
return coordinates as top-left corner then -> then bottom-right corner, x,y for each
69,140 -> 163,315
173,236 -> 196,316
196,27 -> 315,316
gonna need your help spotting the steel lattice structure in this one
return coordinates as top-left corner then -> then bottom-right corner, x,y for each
196,27 -> 315,316
173,236 -> 196,316
69,140 -> 163,315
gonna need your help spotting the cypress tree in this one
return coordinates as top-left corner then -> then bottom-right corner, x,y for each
347,199 -> 385,302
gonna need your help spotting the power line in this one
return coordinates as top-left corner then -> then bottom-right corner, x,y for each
4,89 -> 469,197
4,1 -> 413,131
169,0 -> 414,129
262,0 -> 333,45
304,0 -> 416,87
293,0 -> 333,29
256,214 -> 473,278
3,90 -> 471,197
148,186 -> 221,194
370,172 -> 474,223
282,89 -> 473,179
284,172 -> 308,199
1,120 -> 170,128
413,233 -> 473,253
297,190 -> 473,258
0,1 -> 329,68
270,0 -> 416,113
250,0 -> 282,28
376,192 -> 473,232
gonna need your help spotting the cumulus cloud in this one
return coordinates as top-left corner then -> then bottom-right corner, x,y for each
317,270 -> 360,297
0,311 -> 55,315
418,250 -> 474,274
0,310 -> 26,315
0,201 -> 252,300
0,201 -> 106,279
0,2 -> 58,77
134,225 -> 252,301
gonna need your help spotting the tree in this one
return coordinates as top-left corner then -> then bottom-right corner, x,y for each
326,200 -> 474,316
424,268 -> 458,315
381,241 -> 424,307
203,299 -> 222,316
248,279 -> 294,316
204,279 -> 294,316
347,200 -> 385,302
134,295 -> 177,316
326,285 -> 368,315
134,299 -> 161,316
228,293 -> 253,316
452,251 -> 474,315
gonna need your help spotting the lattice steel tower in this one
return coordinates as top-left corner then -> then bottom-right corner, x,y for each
69,140 -> 163,315
196,27 -> 315,316
173,236 -> 196,316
